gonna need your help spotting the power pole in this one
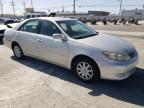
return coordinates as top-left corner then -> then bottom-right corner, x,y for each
0,0 -> 3,17
119,0 -> 123,16
31,0 -> 34,11
73,0 -> 76,14
23,1 -> 26,16
62,5 -> 64,12
47,9 -> 51,13
10,0 -> 16,18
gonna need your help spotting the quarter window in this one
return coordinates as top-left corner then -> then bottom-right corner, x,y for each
19,20 -> 39,33
40,20 -> 61,36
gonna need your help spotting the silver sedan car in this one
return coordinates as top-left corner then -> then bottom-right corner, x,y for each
3,17 -> 138,82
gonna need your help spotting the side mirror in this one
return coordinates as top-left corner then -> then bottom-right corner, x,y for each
53,34 -> 67,41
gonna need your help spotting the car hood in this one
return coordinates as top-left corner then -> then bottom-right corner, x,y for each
7,23 -> 19,28
77,33 -> 134,54
0,25 -> 7,30
0,23 -> 18,30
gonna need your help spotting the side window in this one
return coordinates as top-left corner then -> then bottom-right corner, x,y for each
40,20 -> 61,36
19,20 -> 39,33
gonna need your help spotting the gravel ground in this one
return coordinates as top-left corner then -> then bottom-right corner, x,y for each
0,37 -> 144,108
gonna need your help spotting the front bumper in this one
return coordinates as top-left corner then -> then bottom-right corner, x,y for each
97,54 -> 138,80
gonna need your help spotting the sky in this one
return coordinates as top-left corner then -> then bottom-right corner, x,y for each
1,0 -> 144,15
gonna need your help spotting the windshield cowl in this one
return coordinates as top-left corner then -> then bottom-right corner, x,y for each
73,33 -> 99,39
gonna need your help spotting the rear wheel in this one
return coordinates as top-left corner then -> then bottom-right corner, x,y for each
12,44 -> 24,59
72,57 -> 100,82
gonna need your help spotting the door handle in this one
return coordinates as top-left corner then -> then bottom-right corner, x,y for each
37,39 -> 43,42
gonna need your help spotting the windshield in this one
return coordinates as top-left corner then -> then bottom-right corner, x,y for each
56,20 -> 98,39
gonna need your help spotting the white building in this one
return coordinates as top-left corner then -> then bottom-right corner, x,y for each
121,9 -> 144,20
26,12 -> 48,19
56,11 -> 110,19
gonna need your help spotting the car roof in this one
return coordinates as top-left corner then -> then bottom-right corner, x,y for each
13,17 -> 77,30
29,17 -> 77,22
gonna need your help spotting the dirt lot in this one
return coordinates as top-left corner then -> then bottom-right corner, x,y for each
0,37 -> 144,108
88,23 -> 144,32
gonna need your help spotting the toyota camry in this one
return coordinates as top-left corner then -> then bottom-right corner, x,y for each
3,17 -> 138,82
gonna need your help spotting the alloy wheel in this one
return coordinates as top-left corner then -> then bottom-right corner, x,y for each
13,45 -> 22,58
76,62 -> 93,80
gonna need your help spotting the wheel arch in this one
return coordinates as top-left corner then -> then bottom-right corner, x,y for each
71,55 -> 100,75
11,41 -> 24,54
11,41 -> 19,49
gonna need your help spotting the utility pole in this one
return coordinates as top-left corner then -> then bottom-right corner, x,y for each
119,0 -> 123,16
47,9 -> 50,13
73,0 -> 76,14
31,0 -> 34,11
10,0 -> 16,18
62,5 -> 64,12
0,0 -> 3,17
23,1 -> 26,16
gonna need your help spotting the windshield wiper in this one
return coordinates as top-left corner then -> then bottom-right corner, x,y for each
85,33 -> 99,38
74,36 -> 86,39
89,32 -> 99,36
73,32 -> 99,39
74,35 -> 95,39
88,33 -> 97,36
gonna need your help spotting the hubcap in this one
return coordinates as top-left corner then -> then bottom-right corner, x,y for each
76,62 -> 93,80
14,46 -> 21,58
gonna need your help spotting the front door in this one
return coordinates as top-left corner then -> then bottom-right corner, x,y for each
37,20 -> 68,67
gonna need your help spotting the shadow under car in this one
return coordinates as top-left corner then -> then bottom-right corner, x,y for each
11,56 -> 144,107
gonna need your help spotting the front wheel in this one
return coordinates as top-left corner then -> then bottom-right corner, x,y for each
72,58 -> 100,82
12,44 -> 24,59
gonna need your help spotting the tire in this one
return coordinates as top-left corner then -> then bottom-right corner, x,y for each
12,44 -> 24,59
72,57 -> 100,82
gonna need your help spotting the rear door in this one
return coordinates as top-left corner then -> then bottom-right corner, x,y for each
17,19 -> 40,56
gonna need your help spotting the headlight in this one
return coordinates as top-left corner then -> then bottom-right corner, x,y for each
103,52 -> 131,61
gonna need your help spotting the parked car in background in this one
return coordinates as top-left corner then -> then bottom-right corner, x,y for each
0,23 -> 19,41
0,25 -> 7,40
26,12 -> 48,19
3,17 -> 138,82
4,19 -> 15,25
